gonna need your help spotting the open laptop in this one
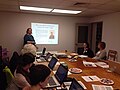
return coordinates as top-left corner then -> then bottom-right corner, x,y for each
69,78 -> 84,90
48,56 -> 58,70
41,47 -> 46,57
46,64 -> 68,88
108,60 -> 120,75
36,52 -> 51,62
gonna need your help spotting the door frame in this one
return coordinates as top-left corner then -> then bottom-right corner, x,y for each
75,23 -> 92,52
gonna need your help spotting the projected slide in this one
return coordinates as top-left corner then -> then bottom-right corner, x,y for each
31,23 -> 59,44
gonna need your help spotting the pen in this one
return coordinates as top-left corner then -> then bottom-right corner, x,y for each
89,76 -> 93,80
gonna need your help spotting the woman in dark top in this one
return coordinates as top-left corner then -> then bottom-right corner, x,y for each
82,42 -> 94,58
24,28 -> 35,45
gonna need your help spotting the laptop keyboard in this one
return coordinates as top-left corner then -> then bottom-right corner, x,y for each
49,77 -> 57,86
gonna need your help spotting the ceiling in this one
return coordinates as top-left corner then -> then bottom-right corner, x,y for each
0,0 -> 120,17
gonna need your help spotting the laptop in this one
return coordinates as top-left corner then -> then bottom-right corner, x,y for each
47,64 -> 68,88
69,78 -> 84,90
41,47 -> 46,57
36,52 -> 51,62
108,60 -> 120,75
48,56 -> 58,70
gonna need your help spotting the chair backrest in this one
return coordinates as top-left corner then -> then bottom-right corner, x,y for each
3,66 -> 14,85
108,50 -> 117,61
9,51 -> 20,74
0,46 -> 2,64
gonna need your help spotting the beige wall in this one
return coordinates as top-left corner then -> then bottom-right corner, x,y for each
1,11 -> 119,60
0,12 -> 89,56
90,12 -> 120,61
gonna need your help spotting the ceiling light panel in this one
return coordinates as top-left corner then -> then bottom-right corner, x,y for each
52,9 -> 82,14
20,6 -> 53,12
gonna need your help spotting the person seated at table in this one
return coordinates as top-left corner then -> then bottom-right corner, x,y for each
82,42 -> 94,58
93,42 -> 107,60
7,53 -> 35,90
23,64 -> 51,90
21,44 -> 37,56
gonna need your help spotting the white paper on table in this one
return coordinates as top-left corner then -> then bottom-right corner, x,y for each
95,62 -> 109,68
60,61 -> 65,64
83,61 -> 97,67
55,52 -> 67,55
78,55 -> 88,58
92,84 -> 113,90
82,75 -> 100,82
68,71 -> 72,75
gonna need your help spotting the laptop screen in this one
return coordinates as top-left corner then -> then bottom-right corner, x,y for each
55,64 -> 68,84
41,47 -> 46,56
44,53 -> 51,61
69,78 -> 84,90
48,56 -> 58,70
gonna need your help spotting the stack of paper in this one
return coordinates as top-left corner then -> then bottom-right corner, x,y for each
83,61 -> 97,67
95,62 -> 109,68
92,84 -> 113,90
82,75 -> 100,82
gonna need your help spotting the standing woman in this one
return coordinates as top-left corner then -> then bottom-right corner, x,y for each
24,28 -> 36,45
82,42 -> 94,58
93,42 -> 107,60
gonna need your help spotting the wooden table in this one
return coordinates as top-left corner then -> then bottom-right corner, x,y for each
59,57 -> 120,90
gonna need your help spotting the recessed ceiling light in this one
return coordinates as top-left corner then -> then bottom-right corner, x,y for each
20,6 -> 53,12
52,9 -> 82,14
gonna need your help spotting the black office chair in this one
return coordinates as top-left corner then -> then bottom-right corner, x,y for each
0,46 -> 7,90
9,51 -> 20,74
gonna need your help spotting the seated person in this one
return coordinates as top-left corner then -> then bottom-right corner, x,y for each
21,44 -> 37,56
23,64 -> 51,90
7,53 -> 35,90
93,42 -> 107,60
82,42 -> 94,58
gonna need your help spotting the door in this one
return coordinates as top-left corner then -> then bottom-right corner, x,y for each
75,23 -> 91,54
91,22 -> 103,53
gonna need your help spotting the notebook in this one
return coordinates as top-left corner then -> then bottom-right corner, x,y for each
47,64 -> 68,88
48,56 -> 58,70
36,52 -> 51,62
44,52 -> 51,61
41,47 -> 46,57
108,60 -> 120,74
69,78 -> 84,90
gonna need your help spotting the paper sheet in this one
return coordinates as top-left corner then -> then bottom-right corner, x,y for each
82,75 -> 100,82
95,62 -> 109,68
92,84 -> 113,90
83,61 -> 97,67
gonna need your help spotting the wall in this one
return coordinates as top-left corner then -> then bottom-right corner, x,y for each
90,12 -> 120,61
0,12 -> 89,57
